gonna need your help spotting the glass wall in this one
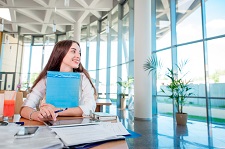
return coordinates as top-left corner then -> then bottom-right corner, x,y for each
207,37 -> 225,123
80,27 -> 87,67
110,6 -> 119,100
121,14 -> 129,82
28,36 -> 43,86
20,36 -> 31,90
88,21 -> 97,93
99,31 -> 107,97
176,0 -> 202,44
43,34 -> 55,68
3,0 -> 224,127
205,0 -> 225,38
154,0 -> 225,126
156,0 -> 171,50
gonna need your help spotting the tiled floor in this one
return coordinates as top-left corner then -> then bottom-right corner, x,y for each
103,103 -> 225,149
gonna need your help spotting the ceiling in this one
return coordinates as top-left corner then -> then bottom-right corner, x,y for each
0,0 -> 118,36
0,0 -> 200,40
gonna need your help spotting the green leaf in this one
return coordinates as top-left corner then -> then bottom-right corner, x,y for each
143,55 -> 162,75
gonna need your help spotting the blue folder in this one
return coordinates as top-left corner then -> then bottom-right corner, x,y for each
46,71 -> 81,108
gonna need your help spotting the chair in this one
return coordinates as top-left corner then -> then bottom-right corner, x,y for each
15,92 -> 23,114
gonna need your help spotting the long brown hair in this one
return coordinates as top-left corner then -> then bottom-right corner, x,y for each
31,40 -> 97,96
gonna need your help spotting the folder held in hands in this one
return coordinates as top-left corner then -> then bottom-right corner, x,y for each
46,71 -> 80,108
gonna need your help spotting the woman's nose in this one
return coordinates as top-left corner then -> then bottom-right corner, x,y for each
75,52 -> 81,58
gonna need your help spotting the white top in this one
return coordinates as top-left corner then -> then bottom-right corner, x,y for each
22,73 -> 96,116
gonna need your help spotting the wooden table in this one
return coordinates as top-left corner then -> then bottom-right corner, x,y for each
96,99 -> 112,112
11,115 -> 128,149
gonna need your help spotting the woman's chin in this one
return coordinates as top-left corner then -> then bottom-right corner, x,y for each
72,65 -> 79,69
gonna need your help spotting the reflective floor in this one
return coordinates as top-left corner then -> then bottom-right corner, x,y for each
103,104 -> 225,149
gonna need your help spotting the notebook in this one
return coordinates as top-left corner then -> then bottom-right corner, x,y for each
46,71 -> 81,108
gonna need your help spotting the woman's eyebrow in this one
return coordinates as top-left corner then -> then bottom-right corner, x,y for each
71,47 -> 80,52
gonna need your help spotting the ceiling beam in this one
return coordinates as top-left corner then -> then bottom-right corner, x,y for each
0,6 -> 111,11
7,0 -> 17,32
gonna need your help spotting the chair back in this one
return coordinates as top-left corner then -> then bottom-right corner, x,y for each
15,92 -> 23,114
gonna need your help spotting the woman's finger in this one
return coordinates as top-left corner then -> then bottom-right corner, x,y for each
40,105 -> 57,121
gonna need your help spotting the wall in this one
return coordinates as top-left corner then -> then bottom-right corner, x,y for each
0,33 -> 22,90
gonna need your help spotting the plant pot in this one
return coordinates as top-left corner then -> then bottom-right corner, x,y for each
176,125 -> 188,136
121,97 -> 126,110
176,113 -> 188,125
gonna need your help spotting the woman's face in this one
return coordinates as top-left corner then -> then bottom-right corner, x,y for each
60,42 -> 81,72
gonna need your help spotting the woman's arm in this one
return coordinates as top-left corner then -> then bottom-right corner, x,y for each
78,73 -> 96,116
21,105 -> 58,121
56,107 -> 83,116
20,78 -> 49,121
20,106 -> 40,121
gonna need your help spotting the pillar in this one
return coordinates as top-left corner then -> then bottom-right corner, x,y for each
134,0 -> 152,120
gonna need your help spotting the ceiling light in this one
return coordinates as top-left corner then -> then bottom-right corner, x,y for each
0,24 -> 3,32
106,21 -> 110,33
64,0 -> 70,7
0,8 -> 11,21
53,23 -> 56,33
0,19 -> 4,31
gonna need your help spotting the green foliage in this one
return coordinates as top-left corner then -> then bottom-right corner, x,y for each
144,56 -> 194,114
143,55 -> 163,75
117,76 -> 134,98
210,70 -> 225,83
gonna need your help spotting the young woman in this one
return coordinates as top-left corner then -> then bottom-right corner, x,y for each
20,40 -> 97,122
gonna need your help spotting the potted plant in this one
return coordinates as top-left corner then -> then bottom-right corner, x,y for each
117,76 -> 134,110
144,56 -> 194,125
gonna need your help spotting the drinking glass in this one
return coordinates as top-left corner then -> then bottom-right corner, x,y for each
0,93 -> 4,120
3,91 -> 16,120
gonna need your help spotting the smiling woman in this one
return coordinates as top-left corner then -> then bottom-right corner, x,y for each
20,40 -> 97,122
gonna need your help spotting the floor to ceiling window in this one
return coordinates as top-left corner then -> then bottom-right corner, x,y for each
110,6 -> 119,100
29,36 -> 43,86
43,34 -> 55,69
80,27 -> 87,68
121,6 -> 129,85
99,17 -> 108,98
205,0 -> 225,125
154,0 -> 225,126
88,21 -> 97,92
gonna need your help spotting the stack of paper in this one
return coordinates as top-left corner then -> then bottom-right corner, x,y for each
99,122 -> 130,136
0,124 -> 63,148
51,124 -> 125,147
93,112 -> 117,120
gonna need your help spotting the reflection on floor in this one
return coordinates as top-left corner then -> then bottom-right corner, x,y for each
103,103 -> 225,149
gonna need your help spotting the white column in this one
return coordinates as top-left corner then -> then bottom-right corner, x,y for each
73,22 -> 81,42
134,0 -> 152,120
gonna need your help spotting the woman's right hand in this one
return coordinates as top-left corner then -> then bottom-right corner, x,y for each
38,103 -> 58,121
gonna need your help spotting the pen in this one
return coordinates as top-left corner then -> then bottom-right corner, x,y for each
15,122 -> 24,126
54,108 -> 68,113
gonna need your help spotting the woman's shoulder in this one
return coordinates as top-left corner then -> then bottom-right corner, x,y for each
35,77 -> 46,85
79,72 -> 87,80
